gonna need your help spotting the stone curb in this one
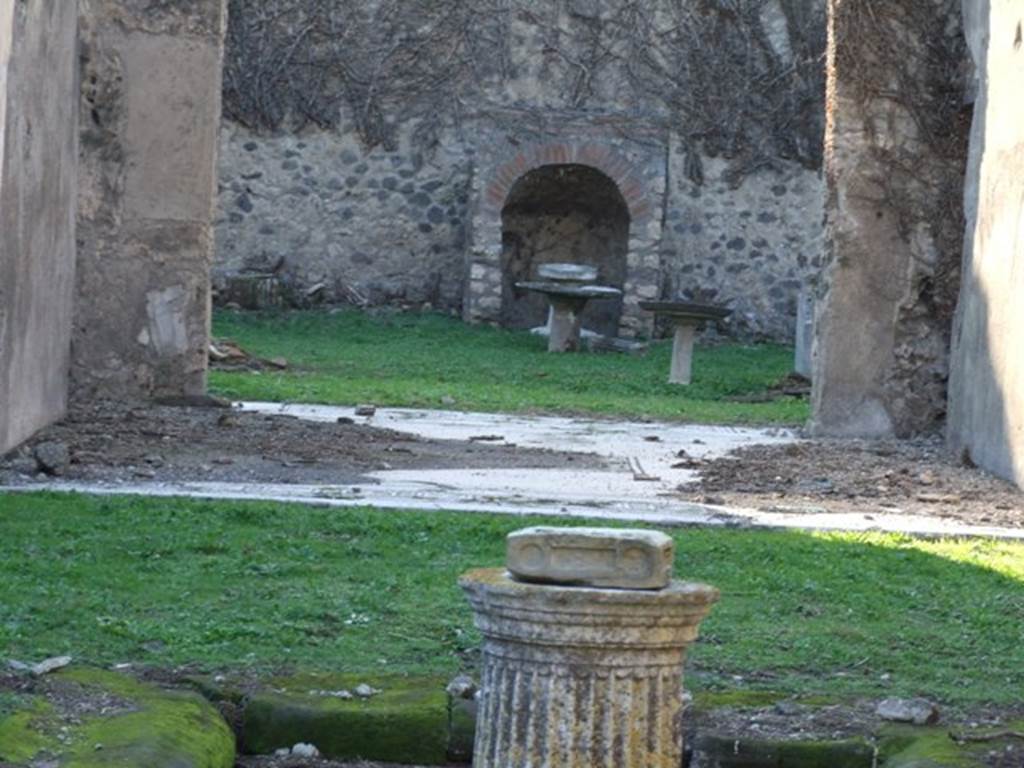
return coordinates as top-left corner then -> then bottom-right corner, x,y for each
182,675 -> 1018,768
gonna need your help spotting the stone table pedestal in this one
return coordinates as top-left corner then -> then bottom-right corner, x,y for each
517,282 -> 622,352
460,568 -> 719,768
640,301 -> 732,385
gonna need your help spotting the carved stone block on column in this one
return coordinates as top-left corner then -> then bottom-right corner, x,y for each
507,526 -> 674,590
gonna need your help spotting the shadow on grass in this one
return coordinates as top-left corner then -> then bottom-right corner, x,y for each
0,492 -> 1020,708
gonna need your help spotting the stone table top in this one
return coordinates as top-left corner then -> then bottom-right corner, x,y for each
517,282 -> 622,300
639,301 -> 732,322
537,263 -> 599,283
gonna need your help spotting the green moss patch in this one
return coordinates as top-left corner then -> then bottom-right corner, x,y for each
0,668 -> 235,767
0,698 -> 54,764
878,724 -> 1019,768
691,733 -> 875,768
693,690 -> 788,710
241,674 -> 450,764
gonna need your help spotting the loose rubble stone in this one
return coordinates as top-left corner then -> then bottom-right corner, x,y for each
33,441 -> 70,476
8,456 -> 39,475
876,698 -> 940,725
445,675 -> 478,700
506,526 -> 675,589
290,743 -> 320,758
30,656 -> 73,676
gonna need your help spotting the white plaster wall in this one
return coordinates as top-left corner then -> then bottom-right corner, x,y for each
948,0 -> 1024,488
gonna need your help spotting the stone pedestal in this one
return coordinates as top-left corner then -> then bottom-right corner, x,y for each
794,287 -> 814,379
460,568 -> 718,768
639,301 -> 731,386
518,282 -> 622,353
548,295 -> 588,352
670,323 -> 698,385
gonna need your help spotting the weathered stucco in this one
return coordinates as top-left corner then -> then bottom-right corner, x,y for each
812,0 -> 970,437
0,0 -> 79,454
947,0 -> 1024,488
73,0 -> 227,399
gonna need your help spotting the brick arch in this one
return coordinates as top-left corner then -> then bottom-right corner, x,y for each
483,142 -> 654,223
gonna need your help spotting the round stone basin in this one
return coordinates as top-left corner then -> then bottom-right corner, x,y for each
639,300 -> 732,323
517,281 -> 622,301
536,262 -> 599,283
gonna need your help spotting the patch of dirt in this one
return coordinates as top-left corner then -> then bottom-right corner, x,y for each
0,672 -> 136,733
687,698 -> 880,743
0,400 -> 606,487
680,436 -> 1024,529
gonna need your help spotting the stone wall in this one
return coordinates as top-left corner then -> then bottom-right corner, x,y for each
662,148 -> 825,341
812,0 -> 970,437
947,0 -> 1024,488
73,0 -> 227,399
0,0 -> 79,454
214,0 -> 828,342
215,127 -> 825,342
215,121 -> 471,312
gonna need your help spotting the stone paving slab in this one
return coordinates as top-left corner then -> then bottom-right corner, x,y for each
6,404 -> 1023,540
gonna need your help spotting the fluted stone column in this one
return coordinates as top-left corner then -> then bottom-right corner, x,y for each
460,568 -> 718,768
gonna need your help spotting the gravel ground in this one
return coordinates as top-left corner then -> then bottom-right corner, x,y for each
0,399 -> 605,487
681,436 -> 1024,529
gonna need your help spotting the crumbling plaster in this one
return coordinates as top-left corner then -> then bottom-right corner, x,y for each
812,0 -> 970,438
72,0 -> 227,399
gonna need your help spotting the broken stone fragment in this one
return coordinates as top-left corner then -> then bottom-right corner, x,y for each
33,442 -> 70,476
445,675 -> 478,700
31,656 -> 73,676
876,697 -> 940,725
506,526 -> 674,590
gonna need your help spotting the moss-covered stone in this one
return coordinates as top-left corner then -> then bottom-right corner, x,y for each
692,690 -> 788,710
0,667 -> 235,767
446,697 -> 477,763
878,724 -> 1017,768
241,673 -> 451,765
690,733 -> 875,768
0,698 -> 53,764
182,673 -> 248,706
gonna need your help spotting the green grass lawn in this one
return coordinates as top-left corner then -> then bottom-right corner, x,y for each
2,493 -> 1021,710
210,310 -> 808,424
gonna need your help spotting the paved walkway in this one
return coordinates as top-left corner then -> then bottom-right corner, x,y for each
16,403 -> 1024,541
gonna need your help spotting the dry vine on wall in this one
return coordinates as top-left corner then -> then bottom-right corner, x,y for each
222,0 -> 828,184
833,0 -> 970,327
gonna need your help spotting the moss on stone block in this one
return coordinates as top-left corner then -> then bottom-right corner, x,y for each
0,667 -> 235,768
447,697 -> 477,763
241,674 -> 450,765
0,698 -> 54,764
691,733 -> 875,768
182,673 -> 248,706
878,724 -> 1012,768
692,690 -> 787,711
